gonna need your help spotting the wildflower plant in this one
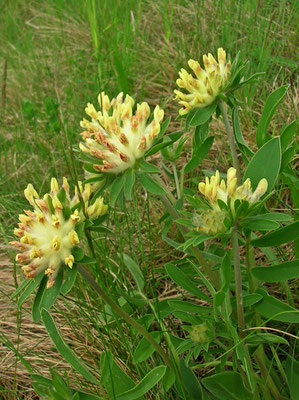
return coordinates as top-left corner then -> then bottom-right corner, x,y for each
11,178 -> 107,321
10,46 -> 298,400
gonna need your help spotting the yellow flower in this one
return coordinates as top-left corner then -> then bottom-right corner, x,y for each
174,48 -> 231,115
196,168 -> 268,234
11,178 -> 107,288
80,92 -> 164,174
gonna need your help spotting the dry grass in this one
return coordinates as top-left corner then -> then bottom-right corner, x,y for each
0,256 -> 104,399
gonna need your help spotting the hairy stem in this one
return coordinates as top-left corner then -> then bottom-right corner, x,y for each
218,99 -> 242,184
78,265 -> 174,369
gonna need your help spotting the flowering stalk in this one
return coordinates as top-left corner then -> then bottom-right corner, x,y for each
218,99 -> 242,184
77,265 -> 174,369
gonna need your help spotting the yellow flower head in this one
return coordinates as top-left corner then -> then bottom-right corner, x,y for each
80,92 -> 164,174
196,168 -> 268,234
174,48 -> 231,115
11,178 -> 107,288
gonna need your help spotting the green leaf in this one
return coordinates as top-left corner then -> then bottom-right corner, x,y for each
167,300 -> 212,315
242,293 -> 263,307
124,169 -> 135,200
17,272 -> 44,308
238,72 -> 265,88
79,255 -> 97,264
214,291 -> 225,307
133,331 -> 161,363
165,264 -> 211,302
89,225 -> 113,234
10,279 -> 31,300
251,221 -> 299,247
61,264 -> 78,295
202,371 -> 253,400
138,158 -> 160,173
220,254 -> 232,291
185,136 -> 214,173
117,366 -> 166,400
110,175 -> 125,207
162,366 -> 176,394
254,288 -> 299,323
156,116 -> 171,141
76,392 -> 101,400
180,359 -> 203,400
190,102 -> 217,127
32,276 -> 48,322
100,351 -> 136,399
175,218 -> 194,228
122,254 -> 145,292
39,267 -> 63,312
175,136 -> 188,159
232,108 -> 253,158
73,247 -> 84,261
145,138 -> 171,157
136,172 -> 166,195
242,218 -> 280,231
185,108 -> 197,131
231,293 -> 263,309
251,259 -> 299,282
244,213 -> 292,222
244,136 -> 281,192
41,309 -> 98,384
280,120 -> 297,151
246,333 -> 289,346
256,85 -> 288,148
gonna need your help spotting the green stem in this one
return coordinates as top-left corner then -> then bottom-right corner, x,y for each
179,165 -> 186,197
232,225 -> 245,334
78,265 -> 174,370
218,99 -> 242,184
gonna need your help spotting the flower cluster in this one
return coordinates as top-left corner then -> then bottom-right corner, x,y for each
80,92 -> 164,175
195,168 -> 268,234
174,48 -> 231,115
11,178 -> 107,288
